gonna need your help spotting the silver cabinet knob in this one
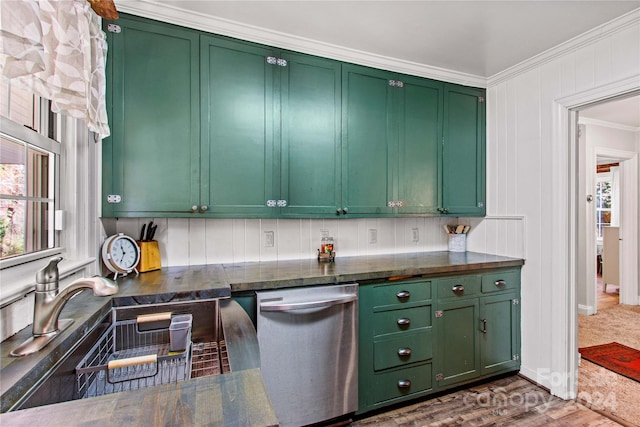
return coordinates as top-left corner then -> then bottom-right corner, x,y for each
342,207 -> 348,214
191,205 -> 198,212
452,284 -> 465,293
336,208 -> 343,215
397,317 -> 411,326
495,280 -> 506,287
200,205 -> 208,212
396,290 -> 410,299
397,380 -> 411,388
397,347 -> 412,357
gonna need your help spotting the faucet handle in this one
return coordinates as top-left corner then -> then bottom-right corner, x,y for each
36,256 -> 63,291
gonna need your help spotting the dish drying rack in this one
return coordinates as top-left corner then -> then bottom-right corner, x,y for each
75,318 -> 191,399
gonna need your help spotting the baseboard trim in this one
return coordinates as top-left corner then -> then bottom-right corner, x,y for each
578,304 -> 596,315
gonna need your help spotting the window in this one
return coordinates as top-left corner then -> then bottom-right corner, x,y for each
595,173 -> 612,240
0,81 -> 60,260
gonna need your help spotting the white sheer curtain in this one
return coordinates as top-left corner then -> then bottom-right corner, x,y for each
610,165 -> 620,226
0,0 -> 109,139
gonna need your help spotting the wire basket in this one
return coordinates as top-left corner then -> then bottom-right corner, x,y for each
75,319 -> 191,399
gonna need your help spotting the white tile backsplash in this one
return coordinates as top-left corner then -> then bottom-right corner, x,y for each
115,216 -> 457,266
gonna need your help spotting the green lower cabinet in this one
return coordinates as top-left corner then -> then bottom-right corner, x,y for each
480,292 -> 520,375
358,279 -> 434,414
358,269 -> 520,416
370,362 -> 433,408
434,298 -> 481,387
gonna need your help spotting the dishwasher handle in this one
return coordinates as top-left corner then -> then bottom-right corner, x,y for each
260,294 -> 357,312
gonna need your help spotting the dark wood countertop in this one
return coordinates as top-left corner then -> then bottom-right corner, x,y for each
0,368 -> 277,427
224,251 -> 524,292
0,251 -> 523,425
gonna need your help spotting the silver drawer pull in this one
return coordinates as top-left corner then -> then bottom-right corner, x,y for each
397,380 -> 411,388
495,280 -> 506,287
398,347 -> 412,357
452,284 -> 464,293
396,290 -> 411,299
397,317 -> 411,326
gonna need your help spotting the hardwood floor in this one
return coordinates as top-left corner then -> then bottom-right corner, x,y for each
597,275 -> 619,311
353,375 -> 622,426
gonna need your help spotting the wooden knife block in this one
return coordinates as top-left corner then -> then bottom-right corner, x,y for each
137,240 -> 162,273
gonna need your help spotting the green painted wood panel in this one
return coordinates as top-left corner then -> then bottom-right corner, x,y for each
370,362 -> 433,405
200,36 -> 276,216
480,292 -> 520,375
279,53 -> 342,216
104,17 -> 200,216
373,331 -> 432,371
395,76 -> 443,214
442,84 -> 486,215
373,305 -> 431,336
342,64 -> 393,215
435,298 -> 480,387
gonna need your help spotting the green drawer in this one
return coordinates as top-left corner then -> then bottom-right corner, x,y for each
369,280 -> 432,308
436,275 -> 481,300
481,269 -> 520,293
374,331 -> 432,371
371,362 -> 432,404
373,305 -> 431,337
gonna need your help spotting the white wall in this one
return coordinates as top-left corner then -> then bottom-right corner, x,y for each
483,12 -> 640,391
579,122 -> 639,313
112,217 -> 457,267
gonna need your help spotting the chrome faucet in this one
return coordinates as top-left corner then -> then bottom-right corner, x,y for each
10,257 -> 119,357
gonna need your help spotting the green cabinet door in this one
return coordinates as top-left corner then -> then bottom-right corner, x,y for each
279,53 -> 342,216
200,36 -> 276,216
480,292 -> 520,375
103,17 -> 200,216
435,298 -> 480,387
342,64 -> 394,216
442,84 -> 486,216
395,76 -> 442,214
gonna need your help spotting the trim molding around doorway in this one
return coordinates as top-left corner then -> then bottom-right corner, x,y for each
550,74 -> 640,400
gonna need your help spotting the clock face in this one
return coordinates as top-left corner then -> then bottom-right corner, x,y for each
102,234 -> 140,275
111,237 -> 139,270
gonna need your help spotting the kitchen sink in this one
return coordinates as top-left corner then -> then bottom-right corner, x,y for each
13,299 -> 228,410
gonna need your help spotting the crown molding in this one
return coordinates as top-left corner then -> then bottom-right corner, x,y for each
578,117 -> 640,133
114,0 -> 486,88
488,8 -> 640,87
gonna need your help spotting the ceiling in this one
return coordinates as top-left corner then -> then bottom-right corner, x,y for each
119,0 -> 640,78
580,95 -> 640,128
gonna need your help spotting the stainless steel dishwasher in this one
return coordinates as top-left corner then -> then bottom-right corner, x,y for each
257,283 -> 358,427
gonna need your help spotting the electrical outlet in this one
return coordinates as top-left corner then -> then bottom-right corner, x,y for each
264,230 -> 274,247
412,228 -> 419,242
368,229 -> 377,244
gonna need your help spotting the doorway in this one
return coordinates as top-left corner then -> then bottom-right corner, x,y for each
573,94 -> 640,423
578,95 -> 639,314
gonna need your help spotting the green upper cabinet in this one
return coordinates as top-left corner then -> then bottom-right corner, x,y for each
441,84 -> 486,216
102,16 -> 200,217
201,37 -> 341,217
278,52 -> 342,217
342,64 -> 442,216
200,36 -> 275,217
103,14 -> 486,219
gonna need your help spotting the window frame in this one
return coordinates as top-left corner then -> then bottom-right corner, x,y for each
0,99 -> 61,267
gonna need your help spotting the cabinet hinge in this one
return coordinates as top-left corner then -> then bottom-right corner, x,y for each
512,298 -> 520,305
266,56 -> 287,67
107,24 -> 121,34
388,80 -> 404,88
478,202 -> 484,208
479,96 -> 485,103
513,354 -> 520,361
435,373 -> 444,381
435,310 -> 443,318
107,194 -> 122,204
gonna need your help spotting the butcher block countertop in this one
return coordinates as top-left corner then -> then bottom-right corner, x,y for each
0,251 -> 523,426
